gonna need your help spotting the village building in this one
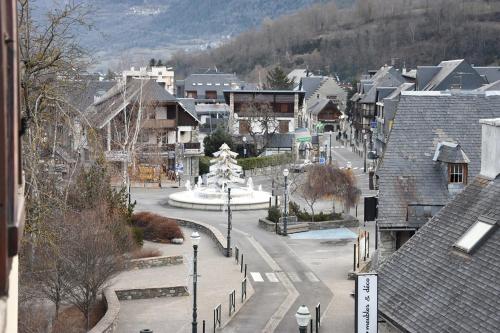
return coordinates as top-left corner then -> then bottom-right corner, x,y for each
224,89 -> 305,157
122,66 -> 175,95
81,79 -> 201,185
375,91 -> 500,259
377,118 -> 500,333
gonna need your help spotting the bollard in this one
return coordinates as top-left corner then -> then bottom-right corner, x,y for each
140,330 -> 153,333
203,320 -> 206,333
244,263 -> 247,278
235,246 -> 239,264
353,243 -> 357,272
240,253 -> 244,273
357,236 -> 360,268
310,318 -> 313,332
367,232 -> 370,258
269,197 -> 271,209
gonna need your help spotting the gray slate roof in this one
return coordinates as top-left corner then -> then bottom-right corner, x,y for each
378,174 -> 500,333
476,80 -> 500,92
359,66 -> 406,104
300,76 -> 325,100
63,80 -> 116,113
377,91 -> 500,228
83,79 -> 192,128
307,98 -> 338,115
474,66 -> 500,83
267,134 -> 294,148
184,73 -> 242,100
418,59 -> 486,91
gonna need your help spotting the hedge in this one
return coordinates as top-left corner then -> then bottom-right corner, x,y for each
237,154 -> 292,171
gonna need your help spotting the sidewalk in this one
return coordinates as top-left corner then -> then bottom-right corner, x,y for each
114,227 -> 252,333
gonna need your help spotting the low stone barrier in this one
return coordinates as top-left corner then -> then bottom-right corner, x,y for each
88,288 -> 120,333
259,215 -> 359,232
125,255 -> 183,270
115,286 -> 189,300
175,218 -> 231,257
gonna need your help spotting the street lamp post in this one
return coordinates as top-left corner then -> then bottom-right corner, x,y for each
242,136 -> 247,158
191,232 -> 201,333
363,133 -> 368,173
329,130 -> 333,165
226,187 -> 232,257
283,168 -> 289,236
295,305 -> 311,333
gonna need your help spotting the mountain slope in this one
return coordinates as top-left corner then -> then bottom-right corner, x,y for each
167,0 -> 500,80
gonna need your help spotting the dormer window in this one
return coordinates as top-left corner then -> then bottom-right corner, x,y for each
449,163 -> 467,184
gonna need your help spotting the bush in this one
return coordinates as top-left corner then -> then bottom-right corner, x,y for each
199,156 -> 211,175
267,206 -> 282,223
132,227 -> 144,247
203,128 -> 234,156
238,153 -> 292,170
288,201 -> 342,222
131,212 -> 184,242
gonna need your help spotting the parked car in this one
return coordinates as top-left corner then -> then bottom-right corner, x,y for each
291,159 -> 312,173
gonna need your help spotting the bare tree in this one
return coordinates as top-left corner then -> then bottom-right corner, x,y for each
62,205 -> 125,330
241,101 -> 279,154
308,164 -> 361,214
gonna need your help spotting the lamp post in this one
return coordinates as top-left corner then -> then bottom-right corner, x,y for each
324,142 -> 328,161
328,130 -> 333,165
295,305 -> 311,333
283,168 -> 289,236
191,232 -> 200,333
226,187 -> 232,257
363,133 -> 368,173
242,136 -> 247,158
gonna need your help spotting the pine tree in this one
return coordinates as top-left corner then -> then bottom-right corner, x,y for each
265,66 -> 293,90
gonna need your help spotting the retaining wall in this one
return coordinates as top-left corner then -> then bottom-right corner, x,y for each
175,218 -> 231,257
88,288 -> 120,333
125,255 -> 183,270
259,215 -> 359,232
115,286 -> 189,300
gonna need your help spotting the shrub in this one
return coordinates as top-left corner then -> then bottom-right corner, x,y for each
238,153 -> 292,170
199,156 -> 211,175
267,206 -> 282,223
131,212 -> 184,242
288,201 -> 342,222
132,227 -> 144,247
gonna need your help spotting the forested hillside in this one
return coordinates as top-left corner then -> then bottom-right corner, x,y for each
168,0 -> 500,80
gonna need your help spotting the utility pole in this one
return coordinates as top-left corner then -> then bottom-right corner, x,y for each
226,187 -> 232,257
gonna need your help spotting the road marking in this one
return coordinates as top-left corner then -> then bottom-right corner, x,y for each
287,272 -> 302,283
353,167 -> 359,170
334,146 -> 340,148
305,272 -> 320,282
245,236 -> 299,332
250,272 -> 264,282
265,272 -> 279,283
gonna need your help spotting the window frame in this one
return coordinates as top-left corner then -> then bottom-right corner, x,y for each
448,163 -> 467,184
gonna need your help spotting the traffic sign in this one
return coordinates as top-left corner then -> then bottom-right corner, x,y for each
319,157 -> 326,165
176,162 -> 184,173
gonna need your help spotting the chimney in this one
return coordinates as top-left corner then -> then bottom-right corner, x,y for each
479,118 -> 500,179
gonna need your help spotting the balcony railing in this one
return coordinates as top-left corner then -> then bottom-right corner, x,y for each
183,142 -> 201,150
142,119 -> 176,129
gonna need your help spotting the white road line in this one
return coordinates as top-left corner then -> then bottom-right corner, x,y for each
334,146 -> 340,148
265,272 -> 279,283
250,272 -> 264,282
305,272 -> 320,282
287,272 -> 302,283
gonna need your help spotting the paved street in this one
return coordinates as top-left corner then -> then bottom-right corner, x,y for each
130,138 -> 377,332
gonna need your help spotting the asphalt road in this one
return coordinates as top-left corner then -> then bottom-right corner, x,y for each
130,138 -> 377,332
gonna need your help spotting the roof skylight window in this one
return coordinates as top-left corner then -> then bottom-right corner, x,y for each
454,215 -> 497,253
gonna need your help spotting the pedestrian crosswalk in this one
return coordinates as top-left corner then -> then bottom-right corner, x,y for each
249,271 -> 320,284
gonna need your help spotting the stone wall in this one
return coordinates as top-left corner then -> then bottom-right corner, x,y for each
88,288 -> 120,333
258,216 -> 359,232
125,255 -> 183,270
176,218 -> 231,257
115,286 -> 189,300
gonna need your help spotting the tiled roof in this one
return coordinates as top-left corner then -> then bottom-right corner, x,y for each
307,98 -> 337,115
63,80 -> 116,113
377,91 -> 500,228
184,73 -> 242,99
476,80 -> 500,92
177,98 -> 200,123
300,76 -> 325,100
474,66 -> 500,83
359,66 -> 405,104
83,79 -> 179,128
378,174 -> 500,333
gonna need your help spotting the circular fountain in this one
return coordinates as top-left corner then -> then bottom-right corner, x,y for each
168,143 -> 273,211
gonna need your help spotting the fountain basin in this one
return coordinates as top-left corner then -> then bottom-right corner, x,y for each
168,187 -> 272,211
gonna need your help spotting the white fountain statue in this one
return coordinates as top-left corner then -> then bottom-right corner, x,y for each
185,180 -> 192,192
168,143 -> 272,211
